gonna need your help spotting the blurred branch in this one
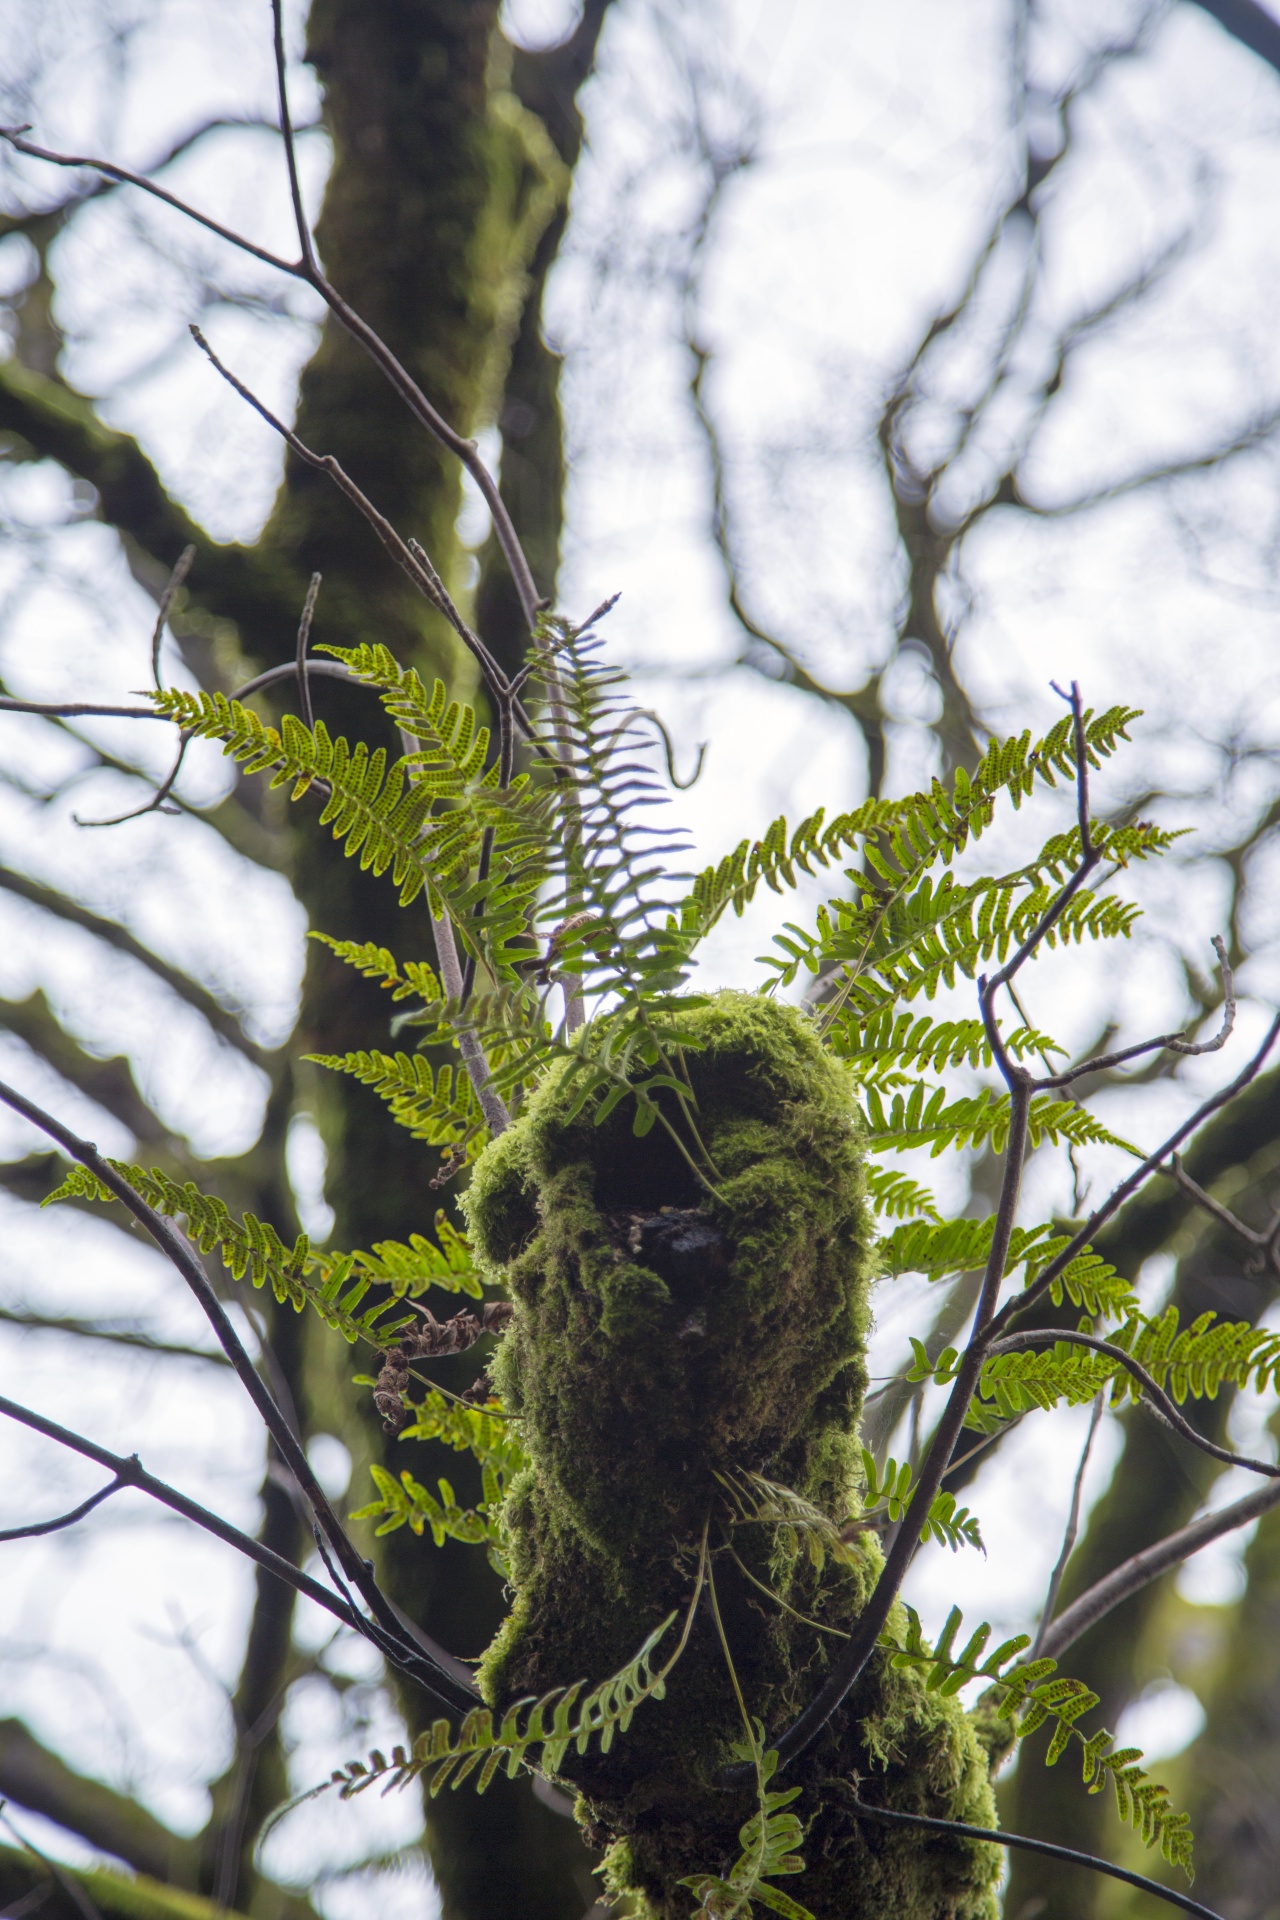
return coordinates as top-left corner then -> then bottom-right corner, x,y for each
0,869 -> 268,1066
0,989 -> 178,1147
1038,1469 -> 1280,1662
0,1306 -> 226,1366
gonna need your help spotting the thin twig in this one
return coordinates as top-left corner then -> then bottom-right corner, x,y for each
187,327 -> 515,715
1032,1391 -> 1103,1657
0,699 -> 166,720
0,1397 -> 357,1635
150,545 -> 196,690
75,734 -> 190,828
432,913 -> 511,1136
848,1794 -> 1221,1920
0,1475 -> 124,1541
1035,937 -> 1235,1088
294,571 -> 322,730
990,1009 -> 1280,1337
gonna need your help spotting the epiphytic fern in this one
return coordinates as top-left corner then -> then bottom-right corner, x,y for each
881,1606 -> 1193,1877
300,1609 -> 684,1805
43,1162 -> 482,1343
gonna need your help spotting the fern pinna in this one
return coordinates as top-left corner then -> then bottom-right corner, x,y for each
47,626 -> 1275,1920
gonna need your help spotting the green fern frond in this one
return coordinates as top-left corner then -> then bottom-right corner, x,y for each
882,1606 -> 1193,1877
857,1450 -> 983,1551
680,705 -> 1149,947
42,1165 -> 482,1339
310,931 -> 443,1005
864,1167 -> 942,1223
349,1463 -> 506,1573
863,1082 -> 1139,1159
350,1388 -> 528,1576
830,1010 -> 1063,1084
317,644 -> 491,787
309,1611 -> 681,1803
973,1306 -> 1280,1421
306,1048 -> 484,1153
680,1743 -> 813,1920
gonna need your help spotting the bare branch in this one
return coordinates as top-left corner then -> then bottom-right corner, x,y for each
0,699 -> 165,720
188,326 -> 516,715
0,1393 -> 360,1634
1034,937 -> 1236,1088
150,546 -> 195,691
1039,1473 -> 1280,1664
294,572 -> 321,732
0,1476 -> 123,1542
0,868 -> 268,1066
991,1010 -> 1280,1336
0,128 -> 300,273
0,1304 -> 228,1365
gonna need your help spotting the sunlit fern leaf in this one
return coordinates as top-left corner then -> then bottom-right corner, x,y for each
862,1083 -> 1140,1159
864,1167 -> 942,1223
285,1612 -> 682,1814
829,1010 -> 1064,1085
42,1164 -> 482,1338
680,1747 -> 814,1920
305,1048 -> 485,1154
881,1606 -> 1193,1878
678,706 -> 1149,950
310,931 -> 443,1005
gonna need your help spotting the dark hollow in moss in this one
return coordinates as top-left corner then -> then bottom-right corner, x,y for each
464,992 -> 1004,1919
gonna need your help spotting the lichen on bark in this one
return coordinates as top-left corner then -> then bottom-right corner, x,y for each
466,991 -> 1003,1919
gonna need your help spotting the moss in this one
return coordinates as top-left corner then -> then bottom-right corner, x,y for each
465,992 -> 1002,1919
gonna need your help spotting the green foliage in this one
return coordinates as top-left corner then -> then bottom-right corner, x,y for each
862,1080 -> 1138,1159
308,1611 -> 680,1799
305,1046 -> 485,1157
881,1220 -> 1137,1320
349,1389 -> 528,1575
858,1450 -> 983,1552
310,931 -> 443,1005
42,1163 -> 482,1345
882,1605 -> 1194,1877
153,622 -> 1224,1912
971,1307 -> 1280,1421
680,1742 -> 813,1920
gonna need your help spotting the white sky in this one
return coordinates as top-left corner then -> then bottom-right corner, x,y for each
3,0 -> 1280,1911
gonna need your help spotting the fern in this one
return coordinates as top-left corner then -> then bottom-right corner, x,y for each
864,1167 -> 942,1223
862,1082 -> 1139,1160
307,1610 -> 684,1803
831,1010 -> 1064,1085
679,705 -> 1149,944
881,1606 -> 1193,1877
680,1742 -> 813,1920
971,1307 -> 1280,1421
349,1389 -> 528,1576
858,1451 -> 983,1552
349,1463 -> 506,1573
306,1048 -> 485,1155
43,1164 -> 483,1342
310,931 -> 444,1005
878,1219 -> 1137,1319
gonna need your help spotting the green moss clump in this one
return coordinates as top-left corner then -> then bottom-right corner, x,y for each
464,992 -> 1002,1919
